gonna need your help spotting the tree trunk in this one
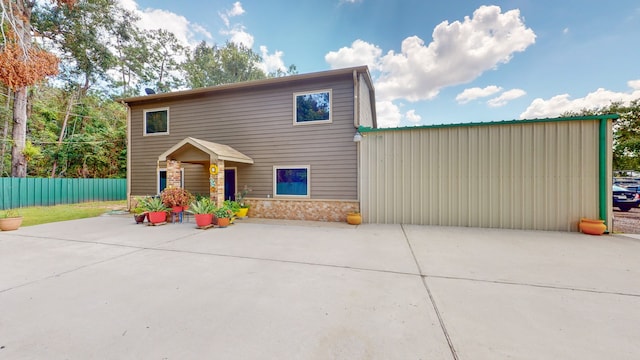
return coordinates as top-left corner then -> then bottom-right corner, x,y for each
11,86 -> 28,177
10,0 -> 34,178
0,88 -> 11,177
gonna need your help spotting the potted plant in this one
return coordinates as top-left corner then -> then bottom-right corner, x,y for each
188,198 -> 216,227
131,196 -> 149,224
223,200 -> 241,222
234,185 -> 252,218
0,209 -> 23,231
214,204 -> 234,228
160,187 -> 194,213
143,197 -> 169,224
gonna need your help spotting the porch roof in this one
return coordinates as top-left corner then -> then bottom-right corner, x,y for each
158,137 -> 254,164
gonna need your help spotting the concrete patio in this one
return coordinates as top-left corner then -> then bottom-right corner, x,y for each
0,215 -> 638,359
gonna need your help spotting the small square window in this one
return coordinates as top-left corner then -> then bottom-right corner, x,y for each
293,90 -> 332,125
274,166 -> 310,197
144,108 -> 169,135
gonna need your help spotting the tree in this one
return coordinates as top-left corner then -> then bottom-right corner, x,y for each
0,0 -> 75,177
184,41 -> 267,88
142,29 -> 188,93
562,99 -> 640,171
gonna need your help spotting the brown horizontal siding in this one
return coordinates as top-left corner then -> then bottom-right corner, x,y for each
129,73 -> 358,200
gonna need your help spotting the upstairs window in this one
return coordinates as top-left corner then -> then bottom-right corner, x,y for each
144,108 -> 169,135
274,166 -> 310,197
293,90 -> 332,125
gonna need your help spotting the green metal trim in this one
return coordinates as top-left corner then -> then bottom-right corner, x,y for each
599,118 -> 608,228
358,114 -> 620,133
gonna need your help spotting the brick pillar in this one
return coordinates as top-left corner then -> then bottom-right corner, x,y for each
167,159 -> 181,188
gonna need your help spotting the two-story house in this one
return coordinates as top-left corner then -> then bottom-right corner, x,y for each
121,66 -> 376,221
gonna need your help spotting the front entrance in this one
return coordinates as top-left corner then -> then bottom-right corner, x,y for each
224,168 -> 236,201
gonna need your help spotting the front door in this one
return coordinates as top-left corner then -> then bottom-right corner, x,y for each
224,168 -> 236,201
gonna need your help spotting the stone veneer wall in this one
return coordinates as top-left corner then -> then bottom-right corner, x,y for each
245,198 -> 360,222
166,160 -> 181,188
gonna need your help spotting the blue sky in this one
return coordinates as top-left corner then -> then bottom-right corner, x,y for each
121,0 -> 640,127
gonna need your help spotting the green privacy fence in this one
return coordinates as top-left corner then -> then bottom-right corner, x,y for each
0,178 -> 127,210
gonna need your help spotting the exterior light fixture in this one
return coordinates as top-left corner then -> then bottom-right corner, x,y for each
353,131 -> 363,142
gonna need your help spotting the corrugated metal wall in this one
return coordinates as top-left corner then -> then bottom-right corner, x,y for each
360,119 -> 607,231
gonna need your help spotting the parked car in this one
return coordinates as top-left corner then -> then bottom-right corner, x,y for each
613,185 -> 640,211
613,178 -> 640,193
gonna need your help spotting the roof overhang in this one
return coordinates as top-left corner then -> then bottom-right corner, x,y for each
158,137 -> 254,164
119,66 -> 372,106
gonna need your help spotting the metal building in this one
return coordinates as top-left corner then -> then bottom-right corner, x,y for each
358,115 -> 616,232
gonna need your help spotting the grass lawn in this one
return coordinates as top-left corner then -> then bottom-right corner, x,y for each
12,201 -> 127,227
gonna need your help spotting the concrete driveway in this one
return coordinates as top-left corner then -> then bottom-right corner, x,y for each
0,215 -> 639,359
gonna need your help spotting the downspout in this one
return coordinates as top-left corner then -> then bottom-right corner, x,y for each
353,70 -> 361,212
598,117 -> 608,231
122,101 -> 132,209
353,70 -> 359,128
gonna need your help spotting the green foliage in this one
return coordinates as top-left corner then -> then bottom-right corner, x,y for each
214,204 -> 234,218
16,201 -> 126,227
0,209 -> 21,218
22,140 -> 42,161
141,197 -> 169,212
131,196 -> 150,214
4,2 -> 298,179
223,200 -> 241,213
562,99 -> 640,171
184,41 -> 267,88
188,197 -> 216,214
25,86 -> 127,178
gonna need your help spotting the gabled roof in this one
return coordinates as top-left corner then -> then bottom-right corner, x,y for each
120,66 -> 374,105
158,137 -> 254,164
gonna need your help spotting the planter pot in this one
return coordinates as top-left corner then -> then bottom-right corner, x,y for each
217,217 -> 230,228
148,211 -> 167,224
0,216 -> 23,231
579,218 -> 606,235
171,206 -> 183,213
236,207 -> 249,218
346,212 -> 362,225
133,213 -> 146,224
194,214 -> 213,227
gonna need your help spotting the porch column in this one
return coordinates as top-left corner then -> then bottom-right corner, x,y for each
167,159 -> 181,188
209,158 -> 225,206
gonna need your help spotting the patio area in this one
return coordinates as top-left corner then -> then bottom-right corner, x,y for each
1,215 -> 638,359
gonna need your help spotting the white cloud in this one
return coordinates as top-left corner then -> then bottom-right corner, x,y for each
487,88 -> 526,107
220,1 -> 245,27
375,6 -> 535,102
376,101 -> 403,128
325,40 -> 383,70
405,110 -> 422,123
222,26 -> 254,48
456,85 -> 503,104
520,81 -> 640,119
325,5 -> 535,127
629,79 -> 640,90
116,0 -> 211,47
258,45 -> 286,74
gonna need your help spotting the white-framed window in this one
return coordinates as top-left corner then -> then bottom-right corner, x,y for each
158,168 -> 184,194
144,107 -> 170,135
293,89 -> 332,125
273,165 -> 310,198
